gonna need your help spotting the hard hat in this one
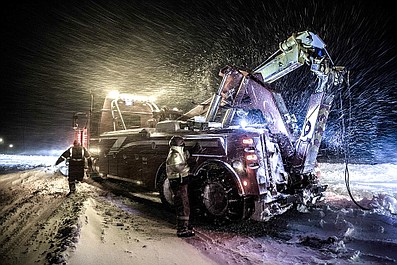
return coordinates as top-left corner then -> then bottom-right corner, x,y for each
169,135 -> 184,147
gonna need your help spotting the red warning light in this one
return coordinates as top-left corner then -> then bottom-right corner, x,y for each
242,138 -> 254,145
246,154 -> 258,161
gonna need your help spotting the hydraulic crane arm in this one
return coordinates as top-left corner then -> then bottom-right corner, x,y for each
252,31 -> 346,174
253,31 -> 334,84
201,31 -> 346,175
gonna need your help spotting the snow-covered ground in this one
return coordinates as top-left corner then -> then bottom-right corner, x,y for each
0,154 -> 57,173
320,162 -> 397,214
0,155 -> 396,264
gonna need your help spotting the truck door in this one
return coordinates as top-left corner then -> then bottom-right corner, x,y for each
140,139 -> 169,189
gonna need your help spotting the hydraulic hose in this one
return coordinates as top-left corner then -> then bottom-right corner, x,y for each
341,71 -> 371,211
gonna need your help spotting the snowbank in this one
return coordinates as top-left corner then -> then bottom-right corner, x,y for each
0,154 -> 57,173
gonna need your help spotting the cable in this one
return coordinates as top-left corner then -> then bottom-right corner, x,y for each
341,71 -> 371,211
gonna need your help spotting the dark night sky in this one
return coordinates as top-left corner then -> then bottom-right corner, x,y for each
1,0 -> 396,162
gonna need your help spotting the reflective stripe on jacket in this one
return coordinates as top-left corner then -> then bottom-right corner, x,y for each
55,145 -> 90,165
70,146 -> 86,161
166,146 -> 190,180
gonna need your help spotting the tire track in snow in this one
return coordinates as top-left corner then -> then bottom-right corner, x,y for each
0,191 -> 67,264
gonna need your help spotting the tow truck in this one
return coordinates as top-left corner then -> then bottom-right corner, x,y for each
76,31 -> 346,222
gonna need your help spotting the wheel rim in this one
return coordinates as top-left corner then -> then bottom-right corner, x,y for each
203,182 -> 228,216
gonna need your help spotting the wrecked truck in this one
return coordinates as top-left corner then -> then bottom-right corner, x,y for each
76,31 -> 346,222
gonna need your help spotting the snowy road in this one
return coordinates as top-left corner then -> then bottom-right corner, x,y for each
0,155 -> 396,264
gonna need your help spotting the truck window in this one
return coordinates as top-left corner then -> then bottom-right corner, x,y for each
231,109 -> 266,127
121,113 -> 141,128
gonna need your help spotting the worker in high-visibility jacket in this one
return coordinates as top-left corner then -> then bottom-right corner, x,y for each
55,140 -> 91,195
166,135 -> 195,237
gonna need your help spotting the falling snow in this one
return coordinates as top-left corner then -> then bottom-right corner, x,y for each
1,0 -> 396,164
1,2 -> 396,263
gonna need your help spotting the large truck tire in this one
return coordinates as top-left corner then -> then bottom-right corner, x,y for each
193,162 -> 253,223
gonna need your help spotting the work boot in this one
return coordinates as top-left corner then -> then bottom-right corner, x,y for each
177,220 -> 195,237
177,228 -> 195,238
66,190 -> 76,197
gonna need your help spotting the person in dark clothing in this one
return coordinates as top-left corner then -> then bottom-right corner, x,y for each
55,140 -> 91,195
166,135 -> 195,237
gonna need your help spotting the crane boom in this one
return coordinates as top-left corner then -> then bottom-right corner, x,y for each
202,31 -> 346,174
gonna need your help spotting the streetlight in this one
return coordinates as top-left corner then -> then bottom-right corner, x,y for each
0,138 -> 3,154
